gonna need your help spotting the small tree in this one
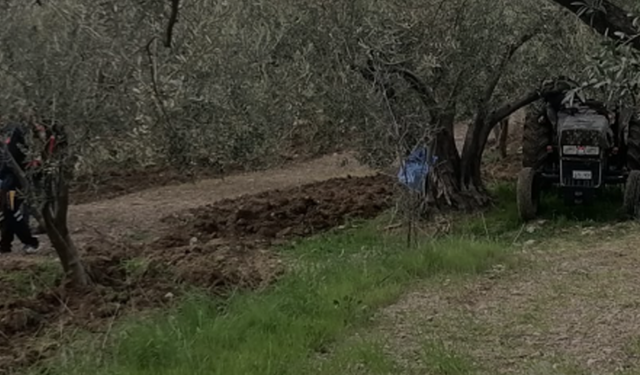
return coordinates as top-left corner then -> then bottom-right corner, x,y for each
0,117 -> 88,286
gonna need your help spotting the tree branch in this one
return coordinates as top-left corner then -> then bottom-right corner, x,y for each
550,0 -> 640,50
146,37 -> 177,137
356,61 -> 440,123
480,29 -> 539,106
393,67 -> 440,121
460,27 -> 541,184
165,0 -> 181,48
481,79 -> 577,140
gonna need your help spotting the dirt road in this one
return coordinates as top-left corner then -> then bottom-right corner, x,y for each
371,224 -> 640,374
0,152 -> 375,260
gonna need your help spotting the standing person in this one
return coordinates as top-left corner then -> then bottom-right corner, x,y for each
0,121 -> 40,254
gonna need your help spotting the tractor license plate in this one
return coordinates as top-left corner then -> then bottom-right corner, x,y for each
572,170 -> 592,180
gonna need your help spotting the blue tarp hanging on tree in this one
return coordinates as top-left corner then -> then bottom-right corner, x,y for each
397,146 -> 437,192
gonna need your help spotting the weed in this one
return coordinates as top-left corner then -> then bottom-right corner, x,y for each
420,341 -> 475,375
1,260 -> 61,299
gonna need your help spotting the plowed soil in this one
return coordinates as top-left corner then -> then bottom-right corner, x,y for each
158,174 -> 394,246
0,165 -> 393,373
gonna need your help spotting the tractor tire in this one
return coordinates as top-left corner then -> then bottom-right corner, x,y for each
623,170 -> 640,219
517,167 -> 539,221
522,106 -> 552,170
627,116 -> 640,171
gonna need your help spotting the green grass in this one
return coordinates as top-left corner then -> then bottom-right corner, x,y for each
455,182 -> 625,241
32,222 -> 510,375
0,260 -> 60,299
420,341 -> 475,375
314,337 -> 400,374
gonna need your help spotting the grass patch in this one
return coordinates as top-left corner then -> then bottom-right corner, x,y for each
455,182 -> 626,241
314,337 -> 399,375
33,223 -> 510,375
419,341 -> 475,375
0,260 -> 60,299
522,359 -> 588,375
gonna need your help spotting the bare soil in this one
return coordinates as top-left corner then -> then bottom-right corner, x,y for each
0,152 -> 395,373
70,166 -> 204,205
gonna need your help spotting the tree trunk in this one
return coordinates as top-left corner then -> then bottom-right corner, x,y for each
0,131 -> 89,287
426,110 -> 489,211
43,174 -> 89,287
355,57 -> 568,212
459,89 -> 548,192
497,118 -> 509,159
460,109 -> 489,190
427,113 -> 462,209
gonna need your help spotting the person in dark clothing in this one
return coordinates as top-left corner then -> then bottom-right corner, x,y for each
0,122 -> 40,254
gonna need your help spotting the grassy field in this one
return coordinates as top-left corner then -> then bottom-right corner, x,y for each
31,228 -> 510,374
29,184 -> 636,375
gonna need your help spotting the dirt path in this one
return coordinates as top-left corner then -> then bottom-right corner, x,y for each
70,152 -> 374,242
371,223 -> 640,374
0,152 -> 374,261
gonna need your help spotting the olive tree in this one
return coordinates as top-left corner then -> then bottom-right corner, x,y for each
346,0 -> 598,210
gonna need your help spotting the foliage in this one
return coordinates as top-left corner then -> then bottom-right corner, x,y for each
581,16 -> 640,106
0,0 -> 611,182
0,0 -> 377,178
557,1 -> 640,107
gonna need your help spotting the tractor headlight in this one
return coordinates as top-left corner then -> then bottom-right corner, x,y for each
562,145 -> 600,156
583,146 -> 600,155
562,145 -> 577,155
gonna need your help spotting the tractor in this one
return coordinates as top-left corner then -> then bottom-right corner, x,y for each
516,86 -> 640,221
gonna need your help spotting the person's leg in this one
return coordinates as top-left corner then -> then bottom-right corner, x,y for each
0,207 -> 14,253
11,198 -> 39,252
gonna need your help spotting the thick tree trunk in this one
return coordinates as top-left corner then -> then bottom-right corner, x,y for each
356,55 -> 568,212
459,27 -> 541,191
427,110 -> 490,211
43,175 -> 89,287
427,112 -> 463,209
489,119 -> 508,158
459,89 -> 547,190
497,118 -> 509,159
550,0 -> 640,50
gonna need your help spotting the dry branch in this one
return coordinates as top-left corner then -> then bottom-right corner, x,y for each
165,0 -> 181,47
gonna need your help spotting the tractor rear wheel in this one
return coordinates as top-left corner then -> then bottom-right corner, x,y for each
623,170 -> 640,219
627,116 -> 640,171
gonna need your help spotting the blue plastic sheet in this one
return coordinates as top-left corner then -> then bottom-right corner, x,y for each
397,146 -> 437,192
